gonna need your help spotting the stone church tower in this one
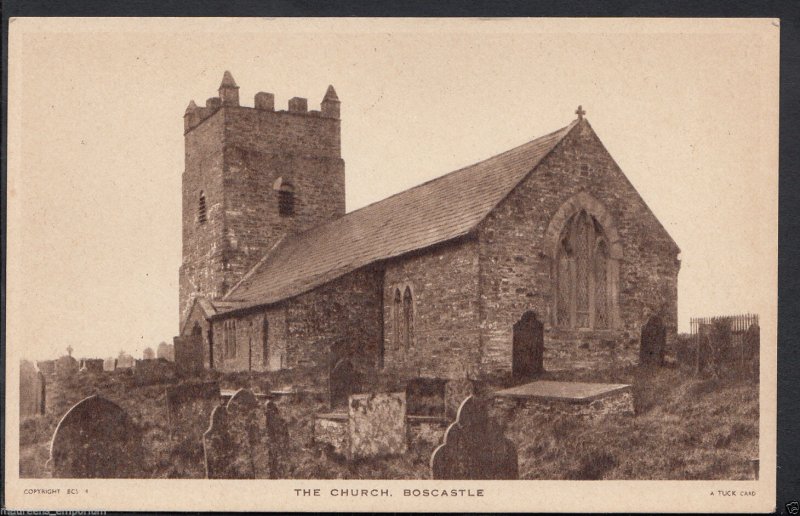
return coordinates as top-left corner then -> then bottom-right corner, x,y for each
179,71 -> 345,326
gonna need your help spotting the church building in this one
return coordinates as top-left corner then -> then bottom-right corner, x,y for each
178,72 -> 680,382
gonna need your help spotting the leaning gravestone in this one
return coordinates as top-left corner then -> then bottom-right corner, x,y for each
48,395 -> 144,478
444,378 -> 474,419
166,381 -> 221,477
203,389 -> 267,479
430,396 -> 518,480
20,361 -> 46,417
348,392 -> 407,460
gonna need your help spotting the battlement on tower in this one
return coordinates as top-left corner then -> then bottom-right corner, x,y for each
183,71 -> 340,134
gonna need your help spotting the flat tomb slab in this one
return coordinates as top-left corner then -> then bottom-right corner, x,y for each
493,381 -> 631,402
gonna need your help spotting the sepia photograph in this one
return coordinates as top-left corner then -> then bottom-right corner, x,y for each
5,17 -> 778,513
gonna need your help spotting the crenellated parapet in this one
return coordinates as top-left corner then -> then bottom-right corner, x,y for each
184,71 -> 340,134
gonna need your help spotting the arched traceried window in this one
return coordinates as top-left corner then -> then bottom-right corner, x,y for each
594,240 -> 609,329
554,210 -> 616,330
403,287 -> 414,348
556,238 -> 572,327
574,211 -> 592,328
393,288 -> 402,346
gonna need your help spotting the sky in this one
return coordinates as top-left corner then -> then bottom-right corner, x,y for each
7,18 -> 779,361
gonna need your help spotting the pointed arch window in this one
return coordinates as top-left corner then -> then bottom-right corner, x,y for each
403,286 -> 414,348
393,288 -> 402,347
554,209 -> 616,329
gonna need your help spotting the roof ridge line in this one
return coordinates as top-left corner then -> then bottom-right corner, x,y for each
338,122 -> 578,220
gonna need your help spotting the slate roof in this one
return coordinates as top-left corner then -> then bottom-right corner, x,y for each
218,120 -> 578,313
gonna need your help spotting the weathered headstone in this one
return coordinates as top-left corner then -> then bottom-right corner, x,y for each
174,334 -> 204,377
133,358 -> 177,386
157,341 -> 175,362
444,378 -> 474,419
265,400 -> 289,478
102,357 -> 116,372
348,392 -> 407,460
166,381 -> 221,476
55,355 -> 79,378
20,361 -> 46,417
143,347 -> 155,360
37,360 -> 55,376
82,359 -> 104,374
48,395 -> 144,478
406,377 -> 446,416
203,389 -> 285,479
431,396 -> 518,480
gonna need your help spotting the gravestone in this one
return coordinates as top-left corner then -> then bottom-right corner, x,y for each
37,360 -> 55,376
55,355 -> 79,378
157,342 -> 175,362
166,381 -> 221,476
348,392 -> 407,460
640,315 -> 666,367
133,358 -> 177,386
82,359 -> 104,374
430,396 -> 518,480
116,354 -> 135,369
203,389 -> 284,479
143,347 -> 155,360
174,334 -> 204,377
265,400 -> 289,478
20,361 -> 46,417
330,359 -> 359,409
406,378 -> 446,416
444,379 -> 474,419
48,395 -> 144,478
102,357 -> 116,372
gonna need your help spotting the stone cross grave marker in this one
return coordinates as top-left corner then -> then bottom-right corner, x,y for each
165,381 -> 221,477
20,361 -> 46,417
203,389 -> 287,478
48,395 -> 144,478
430,396 -> 518,480
348,392 -> 407,460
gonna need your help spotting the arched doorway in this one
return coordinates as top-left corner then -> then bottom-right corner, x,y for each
640,315 -> 666,367
512,311 -> 544,379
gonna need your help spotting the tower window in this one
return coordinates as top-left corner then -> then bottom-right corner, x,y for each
198,191 -> 207,224
278,183 -> 295,216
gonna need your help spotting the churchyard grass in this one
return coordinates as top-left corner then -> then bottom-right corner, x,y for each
20,363 -> 757,480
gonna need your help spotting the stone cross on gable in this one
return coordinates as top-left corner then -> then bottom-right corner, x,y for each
575,105 -> 586,120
